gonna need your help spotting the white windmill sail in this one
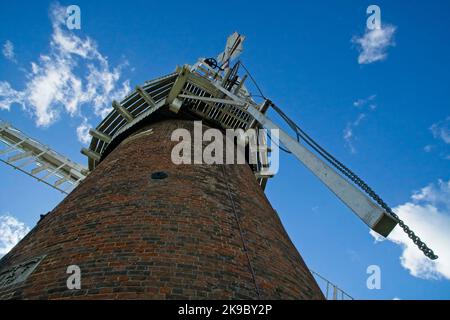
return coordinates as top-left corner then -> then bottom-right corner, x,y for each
217,32 -> 245,69
0,120 -> 88,194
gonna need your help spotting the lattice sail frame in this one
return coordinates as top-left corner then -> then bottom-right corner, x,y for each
83,60 -> 274,188
0,121 -> 88,194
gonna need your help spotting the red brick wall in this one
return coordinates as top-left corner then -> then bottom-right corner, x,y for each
0,119 -> 323,299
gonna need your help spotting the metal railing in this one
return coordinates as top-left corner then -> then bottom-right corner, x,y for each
310,270 -> 354,300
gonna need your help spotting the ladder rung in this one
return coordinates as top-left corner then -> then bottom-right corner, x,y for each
136,86 -> 156,107
89,128 -> 112,143
41,162 -> 66,181
31,164 -> 50,175
17,150 -> 48,169
112,100 -> 134,123
7,151 -> 33,163
81,148 -> 101,161
0,141 -> 24,155
54,176 -> 69,187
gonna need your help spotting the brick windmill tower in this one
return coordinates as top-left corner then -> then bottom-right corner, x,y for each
0,34 -> 324,299
0,33 -> 436,300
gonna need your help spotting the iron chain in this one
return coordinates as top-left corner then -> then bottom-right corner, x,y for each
271,102 -> 438,260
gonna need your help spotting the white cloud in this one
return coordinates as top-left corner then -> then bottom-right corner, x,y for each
430,117 -> 450,145
0,81 -> 24,110
344,95 -> 378,153
0,214 -> 30,257
0,3 -> 131,127
343,119 -> 363,154
2,40 -> 16,63
371,179 -> 450,280
411,180 -> 450,209
343,124 -> 356,154
428,117 -> 450,159
353,94 -> 376,108
353,113 -> 366,126
76,118 -> 91,145
352,25 -> 396,64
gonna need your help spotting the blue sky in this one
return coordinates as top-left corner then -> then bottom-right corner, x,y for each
1,1 -> 449,299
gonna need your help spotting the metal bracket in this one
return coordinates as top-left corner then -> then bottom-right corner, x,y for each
112,100 -> 134,123
167,66 -> 190,113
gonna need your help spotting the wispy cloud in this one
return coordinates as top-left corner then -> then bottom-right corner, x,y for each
76,118 -> 91,145
0,214 -> 30,257
352,25 -> 396,64
371,179 -> 450,280
2,40 -> 17,63
343,124 -> 356,154
353,94 -> 376,109
0,81 -> 23,110
344,114 -> 365,154
427,117 -> 450,159
0,3 -> 131,131
343,95 -> 377,153
430,117 -> 450,144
